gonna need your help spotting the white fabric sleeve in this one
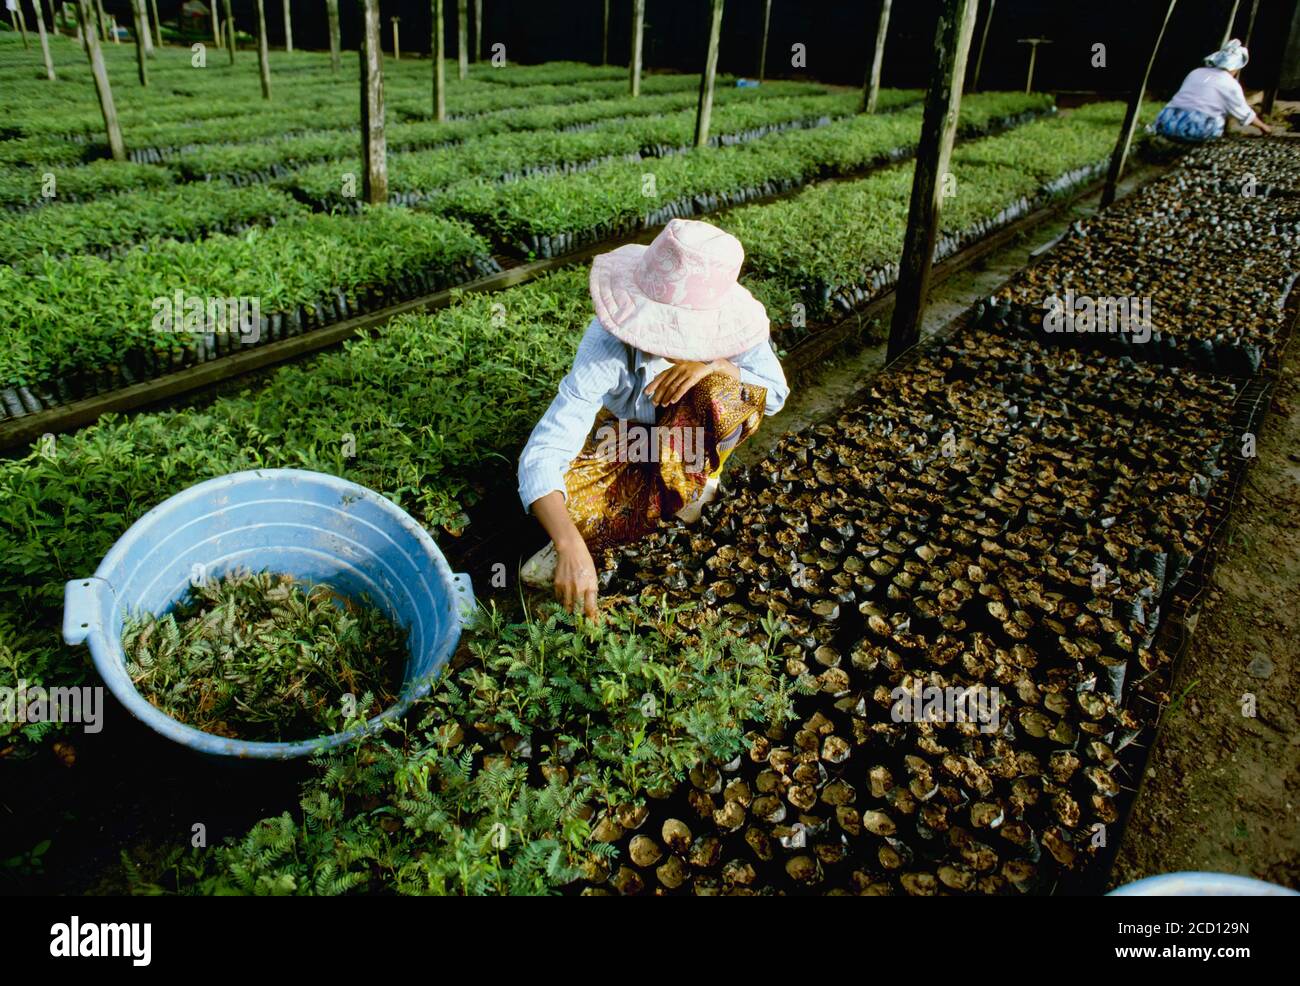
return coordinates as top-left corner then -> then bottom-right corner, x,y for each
1219,73 -> 1256,125
517,320 -> 623,511
730,337 -> 790,416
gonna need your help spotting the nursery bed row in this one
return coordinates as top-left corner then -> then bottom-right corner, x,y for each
432,93 -> 1056,258
727,106 -> 1157,322
113,72 -> 722,155
0,181 -> 309,266
1072,370 -> 1279,894
174,83 -> 867,185
580,320 -> 1243,895
133,75 -> 831,165
0,208 -> 499,401
0,82 -> 840,210
986,139 -> 1300,376
281,92 -> 876,211
0,94 -> 1058,438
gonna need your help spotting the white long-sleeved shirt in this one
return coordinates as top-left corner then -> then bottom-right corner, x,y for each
517,316 -> 789,511
1165,66 -> 1256,126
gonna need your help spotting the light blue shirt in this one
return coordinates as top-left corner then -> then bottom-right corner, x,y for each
517,316 -> 789,511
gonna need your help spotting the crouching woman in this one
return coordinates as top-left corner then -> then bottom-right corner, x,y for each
1155,39 -> 1272,142
517,218 -> 789,618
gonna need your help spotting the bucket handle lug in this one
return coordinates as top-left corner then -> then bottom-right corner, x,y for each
63,577 -> 115,647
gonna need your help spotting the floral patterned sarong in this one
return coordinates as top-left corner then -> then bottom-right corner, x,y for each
1155,105 -> 1224,142
563,372 -> 766,550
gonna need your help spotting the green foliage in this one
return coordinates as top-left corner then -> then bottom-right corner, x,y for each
283,92 -> 872,209
124,571 -> 407,742
726,107 -> 1133,316
2,838 -> 52,883
172,83 -> 839,182
0,182 -> 307,266
0,160 -> 174,210
143,604 -> 792,895
2,48 -> 717,145
434,92 -> 1051,247
0,268 -> 592,748
0,207 -> 493,386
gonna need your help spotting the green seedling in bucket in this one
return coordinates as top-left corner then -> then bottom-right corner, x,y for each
122,570 -> 408,743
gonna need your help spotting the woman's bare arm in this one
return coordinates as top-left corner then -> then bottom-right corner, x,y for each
531,491 -> 599,620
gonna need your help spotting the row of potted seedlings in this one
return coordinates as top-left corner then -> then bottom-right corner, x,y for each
581,323 -> 1240,894
985,139 -> 1300,377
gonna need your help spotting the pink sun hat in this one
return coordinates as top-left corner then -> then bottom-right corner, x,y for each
589,218 -> 771,362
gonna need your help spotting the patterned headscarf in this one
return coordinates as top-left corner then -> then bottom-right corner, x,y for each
1205,39 -> 1249,72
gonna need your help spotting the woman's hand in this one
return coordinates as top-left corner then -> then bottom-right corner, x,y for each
645,358 -> 740,407
529,490 -> 600,620
1255,119 -> 1274,135
554,536 -> 600,621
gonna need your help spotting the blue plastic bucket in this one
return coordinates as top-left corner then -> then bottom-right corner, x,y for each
1108,872 -> 1299,896
62,468 -> 474,760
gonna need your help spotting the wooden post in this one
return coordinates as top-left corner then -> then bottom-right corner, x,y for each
149,0 -> 160,48
255,0 -> 271,98
14,0 -> 29,48
431,0 -> 445,121
1017,37 -> 1051,92
131,0 -> 148,83
110,14 -> 119,42
36,1 -> 55,78
391,16 -> 400,59
474,0 -> 482,61
602,0 -> 609,65
211,0 -> 220,47
694,0 -> 724,146
138,0 -> 153,53
75,0 -> 125,160
758,0 -> 770,82
862,0 -> 892,113
630,0 -> 644,96
1100,1 -> 1176,208
1264,1 -> 1300,116
327,0 -> 340,72
885,0 -> 978,363
1241,0 -> 1260,99
457,0 -> 467,79
282,0 -> 292,52
1220,0 -> 1240,49
1261,86 -> 1276,117
1243,0 -> 1259,50
223,0 -> 235,62
360,0 -> 387,205
971,0 -> 994,91
94,0 -> 106,42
